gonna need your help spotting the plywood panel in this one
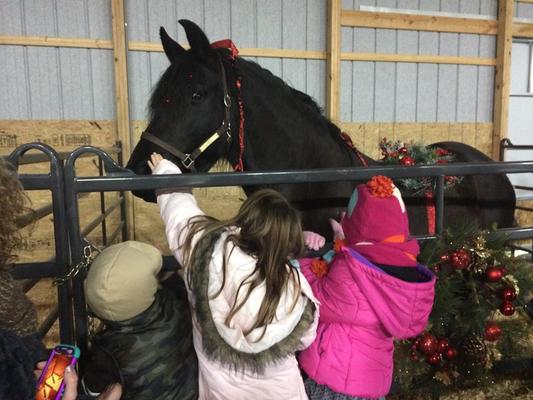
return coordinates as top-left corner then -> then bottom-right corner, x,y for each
0,120 -> 116,151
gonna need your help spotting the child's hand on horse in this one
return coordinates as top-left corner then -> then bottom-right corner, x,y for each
148,152 -> 165,172
303,231 -> 326,251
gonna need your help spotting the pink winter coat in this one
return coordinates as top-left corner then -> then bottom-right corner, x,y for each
298,248 -> 435,398
154,159 -> 319,400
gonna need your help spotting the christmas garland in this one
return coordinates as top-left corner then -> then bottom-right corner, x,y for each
394,220 -> 533,394
380,138 -> 462,194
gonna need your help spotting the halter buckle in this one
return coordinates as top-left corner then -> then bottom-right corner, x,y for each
224,94 -> 232,108
182,154 -> 195,169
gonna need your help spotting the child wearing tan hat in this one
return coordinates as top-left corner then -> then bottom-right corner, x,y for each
82,240 -> 198,400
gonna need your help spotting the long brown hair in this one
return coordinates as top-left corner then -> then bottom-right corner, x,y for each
181,189 -> 305,340
0,159 -> 26,270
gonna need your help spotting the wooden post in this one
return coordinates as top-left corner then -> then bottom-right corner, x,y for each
111,0 -> 135,239
327,0 -> 341,122
492,0 -> 514,160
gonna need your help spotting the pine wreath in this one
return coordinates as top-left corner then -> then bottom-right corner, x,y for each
379,138 -> 462,194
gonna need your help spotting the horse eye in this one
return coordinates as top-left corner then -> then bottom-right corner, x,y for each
191,92 -> 202,101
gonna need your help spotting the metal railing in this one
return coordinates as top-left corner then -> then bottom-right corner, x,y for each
6,143 -> 73,343
62,145 -> 533,353
499,138 -> 533,258
4,143 -> 125,344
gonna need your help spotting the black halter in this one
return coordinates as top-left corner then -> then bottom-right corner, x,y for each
141,58 -> 232,172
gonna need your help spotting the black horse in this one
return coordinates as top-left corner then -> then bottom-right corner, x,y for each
126,20 -> 515,238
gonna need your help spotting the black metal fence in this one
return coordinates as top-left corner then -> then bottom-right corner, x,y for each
5,143 -> 125,345
6,143 -> 533,354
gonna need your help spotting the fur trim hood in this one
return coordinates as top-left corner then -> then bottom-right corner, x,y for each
190,229 -> 317,374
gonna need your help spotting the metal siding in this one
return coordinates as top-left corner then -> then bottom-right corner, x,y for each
0,0 -> 502,124
352,62 -> 375,122
457,36 -> 479,122
91,50 -> 115,120
230,0 -> 256,47
0,2 -> 28,119
517,3 -> 533,19
417,65 -> 438,122
480,0 -> 497,17
419,0 -> 440,12
306,0 -> 327,109
23,1 -> 62,119
397,0 -> 420,11
87,0 -> 112,39
477,66 -> 494,122
256,0 -> 282,78
56,1 -> 93,119
340,0 -> 354,121
353,27 -> 376,122
396,30 -> 418,121
374,28 -> 396,122
0,0 -> 24,35
282,0 -> 307,93
437,31 -> 459,122
204,0 -> 231,40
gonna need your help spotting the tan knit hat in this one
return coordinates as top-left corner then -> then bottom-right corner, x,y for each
85,241 -> 162,322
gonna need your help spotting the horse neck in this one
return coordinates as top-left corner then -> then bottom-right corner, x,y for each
233,60 -> 369,171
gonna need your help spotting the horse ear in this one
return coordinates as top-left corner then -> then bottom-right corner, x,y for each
160,27 -> 185,62
178,19 -> 211,57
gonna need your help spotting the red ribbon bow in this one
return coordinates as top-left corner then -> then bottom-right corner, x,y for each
210,39 -> 239,59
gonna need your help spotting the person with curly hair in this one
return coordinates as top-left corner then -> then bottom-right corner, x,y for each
0,158 -> 39,338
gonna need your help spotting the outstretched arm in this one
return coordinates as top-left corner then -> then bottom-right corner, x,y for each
149,153 -> 205,267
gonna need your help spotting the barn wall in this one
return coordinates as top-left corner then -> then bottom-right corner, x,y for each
0,0 -> 115,120
340,0 -> 499,124
1,1 -> 532,246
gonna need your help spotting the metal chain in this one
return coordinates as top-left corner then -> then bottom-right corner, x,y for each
53,244 -> 99,286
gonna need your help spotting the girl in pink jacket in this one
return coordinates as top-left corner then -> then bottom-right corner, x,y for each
148,153 -> 319,400
299,176 -> 436,400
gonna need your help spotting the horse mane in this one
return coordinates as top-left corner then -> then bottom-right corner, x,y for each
235,57 -> 358,160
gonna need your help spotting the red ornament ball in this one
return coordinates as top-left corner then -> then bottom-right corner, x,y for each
484,322 -> 502,342
500,301 -> 515,316
440,254 -> 450,262
501,287 -> 517,301
450,248 -> 471,270
427,353 -> 442,365
400,156 -> 415,166
417,333 -> 439,356
486,267 -> 503,282
398,147 -> 409,155
444,347 -> 458,360
438,339 -> 450,354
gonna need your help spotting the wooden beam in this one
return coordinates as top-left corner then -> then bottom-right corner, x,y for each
327,0 -> 341,122
111,0 -> 135,239
341,52 -> 496,66
128,41 -> 327,59
493,0 -> 514,160
513,21 -> 533,38
0,35 -> 112,49
341,10 -> 498,35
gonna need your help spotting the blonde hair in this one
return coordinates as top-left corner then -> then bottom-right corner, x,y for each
0,159 -> 26,270
182,189 -> 304,340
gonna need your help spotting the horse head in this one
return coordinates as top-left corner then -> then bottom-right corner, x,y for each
126,20 -> 240,202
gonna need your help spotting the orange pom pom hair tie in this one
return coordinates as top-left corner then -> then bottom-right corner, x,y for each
366,175 -> 394,198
